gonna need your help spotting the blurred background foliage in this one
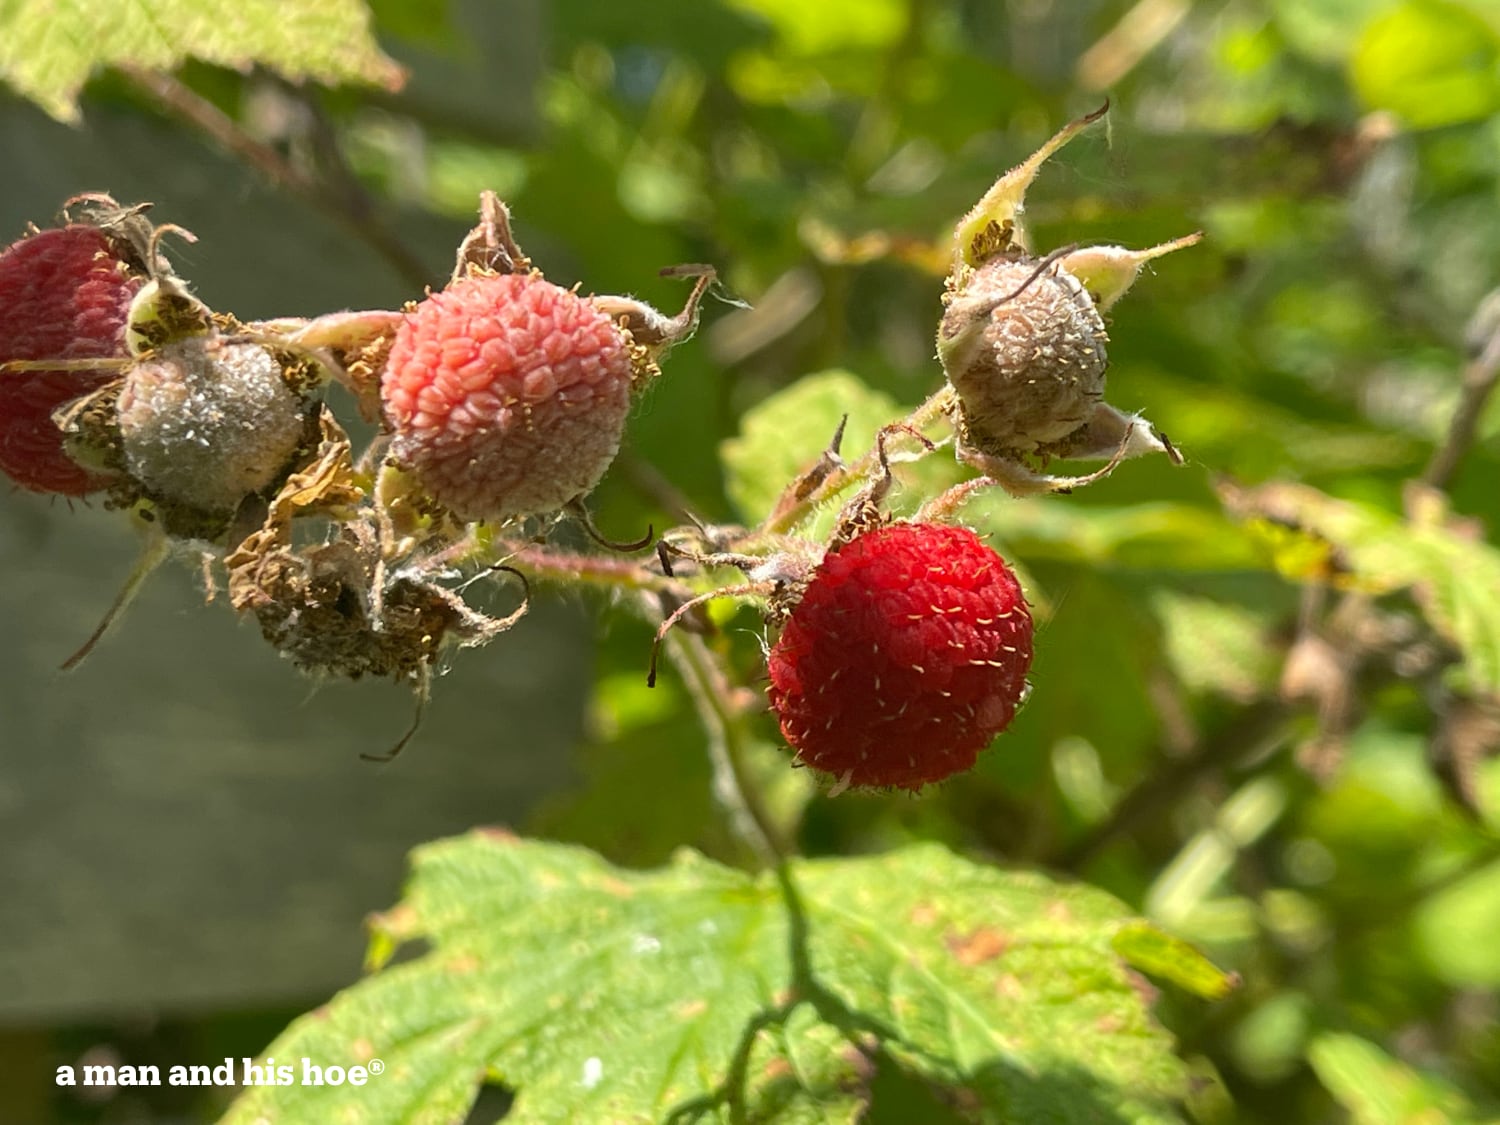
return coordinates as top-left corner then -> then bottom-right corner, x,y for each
4,0 -> 1500,1121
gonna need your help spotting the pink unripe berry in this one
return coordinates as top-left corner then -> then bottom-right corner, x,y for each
381,272 -> 635,523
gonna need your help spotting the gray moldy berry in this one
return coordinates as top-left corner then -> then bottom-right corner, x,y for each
117,335 -> 308,516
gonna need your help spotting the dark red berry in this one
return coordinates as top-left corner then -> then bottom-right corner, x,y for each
767,522 -> 1033,791
0,225 -> 140,495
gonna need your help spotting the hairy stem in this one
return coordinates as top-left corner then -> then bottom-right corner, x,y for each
495,542 -> 679,596
667,633 -> 788,866
761,385 -> 955,536
492,540 -> 789,862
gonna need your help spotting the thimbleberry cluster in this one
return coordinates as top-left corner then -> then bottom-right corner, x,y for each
0,191 -> 713,754
5,107 -> 1195,774
646,108 -> 1195,791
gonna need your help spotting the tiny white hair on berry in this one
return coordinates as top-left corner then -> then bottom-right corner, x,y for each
827,770 -> 854,798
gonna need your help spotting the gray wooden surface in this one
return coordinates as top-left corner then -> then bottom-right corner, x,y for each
0,494 -> 590,1022
0,0 -> 595,1023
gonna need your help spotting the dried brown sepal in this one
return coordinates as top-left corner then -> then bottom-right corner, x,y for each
59,193 -> 162,276
766,415 -> 848,528
1429,692 -> 1500,817
227,426 -> 523,688
592,264 -> 717,387
452,191 -> 530,281
829,422 -> 934,543
53,377 -> 127,477
229,514 -> 524,685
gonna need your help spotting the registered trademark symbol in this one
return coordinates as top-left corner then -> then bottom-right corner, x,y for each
368,1059 -> 385,1076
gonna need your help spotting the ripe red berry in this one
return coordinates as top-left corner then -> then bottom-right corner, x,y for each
0,371 -> 110,495
766,522 -> 1033,791
381,272 -> 635,523
0,225 -> 140,495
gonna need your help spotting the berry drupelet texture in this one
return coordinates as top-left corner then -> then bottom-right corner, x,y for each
0,225 -> 141,495
381,272 -> 635,523
767,522 -> 1033,791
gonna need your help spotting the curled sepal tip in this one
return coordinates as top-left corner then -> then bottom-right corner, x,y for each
950,102 -> 1109,280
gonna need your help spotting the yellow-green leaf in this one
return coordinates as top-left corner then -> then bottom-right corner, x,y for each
1220,482 -> 1500,694
0,0 -> 403,123
1111,921 -> 1241,1001
1350,0 -> 1500,128
1309,1032 -> 1494,1125
720,369 -> 902,525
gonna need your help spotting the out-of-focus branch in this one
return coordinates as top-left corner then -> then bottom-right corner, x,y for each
1077,0 -> 1191,91
1057,700 -> 1292,871
1422,292 -> 1500,490
118,66 -> 434,293
289,81 -> 436,293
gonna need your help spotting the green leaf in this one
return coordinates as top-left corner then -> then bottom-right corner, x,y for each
794,847 -> 1192,1122
967,496 -> 1266,573
1308,1032 -> 1494,1125
1220,482 -> 1500,694
740,1004 -> 869,1123
719,369 -> 902,525
1271,0 -> 1391,63
221,836 -> 1206,1123
1414,856 -> 1500,987
1110,922 -> 1240,1001
723,0 -> 906,55
0,0 -> 403,123
1152,591 -> 1280,701
1350,0 -> 1500,128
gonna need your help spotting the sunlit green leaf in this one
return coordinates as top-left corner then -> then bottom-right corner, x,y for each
968,495 -> 1266,572
724,0 -> 906,55
0,0 -> 403,123
1308,1032 -> 1492,1124
1414,856 -> 1500,987
1271,0 -> 1391,63
220,836 -> 1206,1123
1350,0 -> 1500,128
1152,591 -> 1280,701
720,369 -> 903,524
1111,921 -> 1240,1001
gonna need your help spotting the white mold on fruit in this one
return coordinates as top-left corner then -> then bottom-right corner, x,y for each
118,336 -> 306,514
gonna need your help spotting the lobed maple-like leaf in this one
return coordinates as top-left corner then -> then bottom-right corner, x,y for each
221,832 -> 1230,1124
